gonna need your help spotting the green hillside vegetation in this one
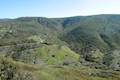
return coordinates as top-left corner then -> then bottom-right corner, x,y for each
0,14 -> 120,80
0,55 -> 120,80
35,45 -> 79,65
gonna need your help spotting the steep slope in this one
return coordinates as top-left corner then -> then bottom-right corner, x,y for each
59,15 -> 120,68
61,15 -> 120,51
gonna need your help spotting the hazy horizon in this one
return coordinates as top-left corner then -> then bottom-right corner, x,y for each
1,14 -> 120,19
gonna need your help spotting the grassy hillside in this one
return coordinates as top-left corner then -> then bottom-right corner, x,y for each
0,54 -> 120,80
59,15 -> 120,69
0,14 -> 120,80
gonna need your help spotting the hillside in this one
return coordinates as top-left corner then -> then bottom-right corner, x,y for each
0,14 -> 120,80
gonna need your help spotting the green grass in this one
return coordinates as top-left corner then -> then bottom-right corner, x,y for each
0,54 -> 120,80
35,45 -> 80,65
0,15 -> 120,80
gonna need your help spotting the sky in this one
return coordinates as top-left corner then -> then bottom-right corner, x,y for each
0,0 -> 120,18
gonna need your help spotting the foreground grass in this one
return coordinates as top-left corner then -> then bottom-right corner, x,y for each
0,55 -> 120,80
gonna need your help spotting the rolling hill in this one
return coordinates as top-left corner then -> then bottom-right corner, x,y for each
0,14 -> 120,80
